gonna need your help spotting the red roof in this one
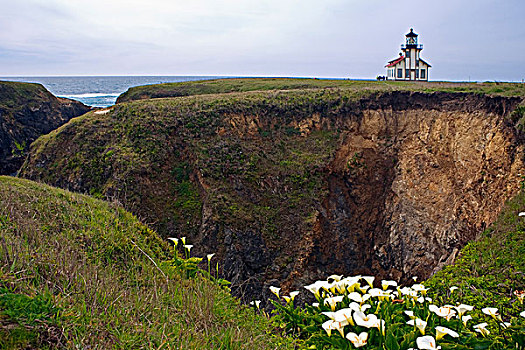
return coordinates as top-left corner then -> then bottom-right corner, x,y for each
385,55 -> 404,67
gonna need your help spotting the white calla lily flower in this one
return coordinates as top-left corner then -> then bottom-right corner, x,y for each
416,335 -> 441,350
473,322 -> 490,336
461,315 -> 473,326
324,295 -> 344,311
346,331 -> 368,348
361,276 -> 375,288
482,307 -> 502,321
381,280 -> 398,290
454,304 -> 473,317
407,318 -> 427,335
269,286 -> 281,298
435,326 -> 459,340
429,305 -> 456,321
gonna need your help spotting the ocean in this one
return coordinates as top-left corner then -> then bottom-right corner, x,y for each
0,76 -> 227,108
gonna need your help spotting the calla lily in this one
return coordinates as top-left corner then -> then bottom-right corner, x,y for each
454,304 -> 474,317
357,284 -> 370,294
429,305 -> 456,321
312,302 -> 319,308
482,307 -> 502,321
184,244 -> 193,253
416,335 -> 441,350
269,286 -> 281,298
435,326 -> 459,340
449,286 -> 459,293
322,319 -> 347,337
333,308 -> 355,326
368,288 -> 390,300
353,311 -> 379,328
348,302 -> 370,314
324,295 -> 344,311
333,280 -> 348,294
342,276 -> 361,292
167,237 -> 179,246
304,280 -> 329,299
321,320 -> 337,337
519,212 -> 525,216
206,253 -> 215,262
407,318 -> 427,335
521,310 -> 525,318
348,292 -> 371,304
381,280 -> 398,290
411,284 -> 428,295
180,236 -> 186,245
283,291 -> 300,303
361,276 -> 375,288
473,322 -> 490,336
328,274 -> 343,282
346,331 -> 368,348
500,322 -> 511,329
249,300 -> 261,309
461,315 -> 472,326
400,287 -> 414,296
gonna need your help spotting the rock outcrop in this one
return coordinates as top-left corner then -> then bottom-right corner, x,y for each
0,81 -> 90,175
19,88 -> 524,300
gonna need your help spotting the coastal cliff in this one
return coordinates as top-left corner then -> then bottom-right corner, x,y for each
0,81 -> 90,175
19,82 -> 525,300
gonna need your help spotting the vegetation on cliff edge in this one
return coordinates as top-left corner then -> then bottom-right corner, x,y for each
0,176 -> 292,349
117,78 -> 525,103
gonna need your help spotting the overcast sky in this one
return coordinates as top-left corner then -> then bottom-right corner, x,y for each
0,0 -> 524,81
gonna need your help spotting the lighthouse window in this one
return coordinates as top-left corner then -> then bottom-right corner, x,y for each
406,51 -> 410,58
405,69 -> 410,78
416,69 -> 419,78
397,69 -> 402,78
421,69 -> 426,79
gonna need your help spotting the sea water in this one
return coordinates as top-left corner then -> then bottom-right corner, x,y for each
0,76 -> 227,108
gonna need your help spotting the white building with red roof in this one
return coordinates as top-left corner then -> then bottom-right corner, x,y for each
385,29 -> 431,81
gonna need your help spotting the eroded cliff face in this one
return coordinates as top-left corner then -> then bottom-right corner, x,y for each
0,81 -> 91,175
19,90 -> 524,300
288,106 -> 523,292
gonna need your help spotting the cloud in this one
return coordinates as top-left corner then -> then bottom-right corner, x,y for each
0,0 -> 524,80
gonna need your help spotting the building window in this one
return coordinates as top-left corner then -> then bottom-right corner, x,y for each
416,69 -> 419,79
421,69 -> 426,79
406,69 -> 410,79
406,50 -> 411,58
397,69 -> 402,78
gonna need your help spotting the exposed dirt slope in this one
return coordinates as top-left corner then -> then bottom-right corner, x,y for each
0,81 -> 90,175
20,88 -> 525,300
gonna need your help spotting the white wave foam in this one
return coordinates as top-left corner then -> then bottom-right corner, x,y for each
59,93 -> 121,98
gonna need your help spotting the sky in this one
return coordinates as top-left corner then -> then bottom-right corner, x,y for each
0,0 -> 524,81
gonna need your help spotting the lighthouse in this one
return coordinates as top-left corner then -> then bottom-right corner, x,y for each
385,29 -> 431,81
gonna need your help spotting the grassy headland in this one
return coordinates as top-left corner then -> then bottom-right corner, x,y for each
0,176 -> 292,349
116,78 -> 525,103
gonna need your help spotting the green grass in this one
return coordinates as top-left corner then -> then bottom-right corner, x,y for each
425,191 -> 525,319
21,88 -> 363,246
0,176 -> 294,349
117,78 -> 525,103
0,81 -> 51,110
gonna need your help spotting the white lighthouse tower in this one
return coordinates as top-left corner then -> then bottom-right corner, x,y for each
385,29 -> 431,81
